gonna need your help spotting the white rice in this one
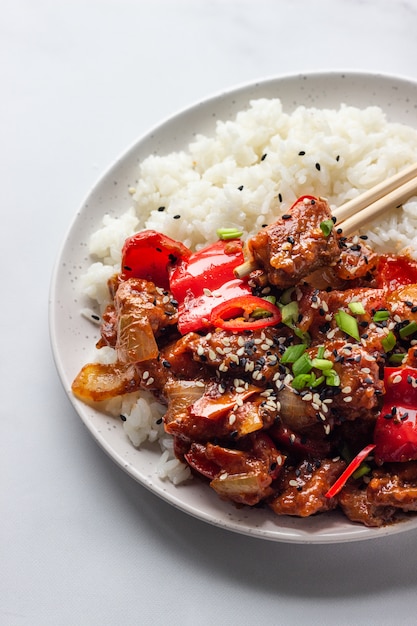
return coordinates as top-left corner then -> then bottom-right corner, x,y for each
82,98 -> 417,484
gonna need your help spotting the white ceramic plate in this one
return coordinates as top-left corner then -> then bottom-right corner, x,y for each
50,71 -> 417,543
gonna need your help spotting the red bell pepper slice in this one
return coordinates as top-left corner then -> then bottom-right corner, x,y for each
325,444 -> 376,499
374,367 -> 417,463
209,295 -> 282,332
121,230 -> 191,290
169,238 -> 252,334
376,255 -> 417,290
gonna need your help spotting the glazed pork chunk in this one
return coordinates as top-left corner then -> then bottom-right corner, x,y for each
247,196 -> 340,288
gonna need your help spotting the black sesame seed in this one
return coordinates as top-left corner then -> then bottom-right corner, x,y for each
282,214 -> 291,220
173,214 -> 181,219
298,151 -> 306,156
278,193 -> 283,202
238,185 -> 244,191
162,360 -> 171,368
315,163 -> 321,171
158,206 -> 166,212
261,153 -> 267,161
336,155 -> 340,161
120,414 -> 127,422
287,236 -> 295,244
123,265 -> 132,272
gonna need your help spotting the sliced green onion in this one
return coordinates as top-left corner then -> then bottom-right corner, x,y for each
348,301 -> 366,315
335,309 -> 360,341
311,375 -> 325,388
373,309 -> 390,322
251,307 -> 273,320
280,288 -> 295,305
281,343 -> 307,363
292,353 -> 313,377
317,345 -> 325,359
325,369 -> 341,387
399,321 -> 417,339
294,328 -> 311,344
281,301 -> 299,325
389,353 -> 406,365
320,219 -> 334,237
352,463 -> 372,480
291,374 -> 314,390
216,227 -> 243,240
381,331 -> 396,353
311,358 -> 333,371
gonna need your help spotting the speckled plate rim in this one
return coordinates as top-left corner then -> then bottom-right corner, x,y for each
50,70 -> 417,544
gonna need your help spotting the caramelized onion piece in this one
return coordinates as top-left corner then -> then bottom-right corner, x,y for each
71,362 -> 141,403
117,314 -> 159,363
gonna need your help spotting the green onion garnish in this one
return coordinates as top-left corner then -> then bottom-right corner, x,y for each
281,343 -> 307,363
334,309 -> 360,341
291,374 -> 314,390
389,353 -> 406,365
216,228 -> 243,240
320,219 -> 334,237
399,321 -> 417,339
311,358 -> 333,371
280,301 -> 299,325
325,369 -> 341,387
373,309 -> 390,322
352,463 -> 371,480
280,288 -> 295,305
316,345 -> 325,359
251,307 -> 273,319
381,331 -> 396,353
292,353 -> 313,377
348,301 -> 366,315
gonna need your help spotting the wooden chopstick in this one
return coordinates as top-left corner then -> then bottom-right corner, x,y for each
333,162 -> 417,235
234,163 -> 417,278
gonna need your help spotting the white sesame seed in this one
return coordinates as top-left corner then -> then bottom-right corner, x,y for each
208,349 -> 216,361
343,396 -> 353,403
289,479 -> 299,487
302,393 -> 313,402
142,371 -> 150,380
392,374 -> 402,384
195,381 -> 205,387
229,414 -> 236,425
342,386 -> 352,394
147,377 -> 155,385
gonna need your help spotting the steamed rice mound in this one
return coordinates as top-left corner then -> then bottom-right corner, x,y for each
81,98 -> 417,483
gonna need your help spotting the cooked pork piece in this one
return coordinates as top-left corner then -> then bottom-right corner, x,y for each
247,196 -> 339,288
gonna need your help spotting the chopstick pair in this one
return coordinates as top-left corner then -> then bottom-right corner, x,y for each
233,162 -> 417,279
334,162 -> 417,235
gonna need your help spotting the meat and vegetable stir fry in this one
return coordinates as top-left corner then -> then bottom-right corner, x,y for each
72,195 -> 417,527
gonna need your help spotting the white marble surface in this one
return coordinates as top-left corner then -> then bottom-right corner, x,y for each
3,1 -> 417,624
